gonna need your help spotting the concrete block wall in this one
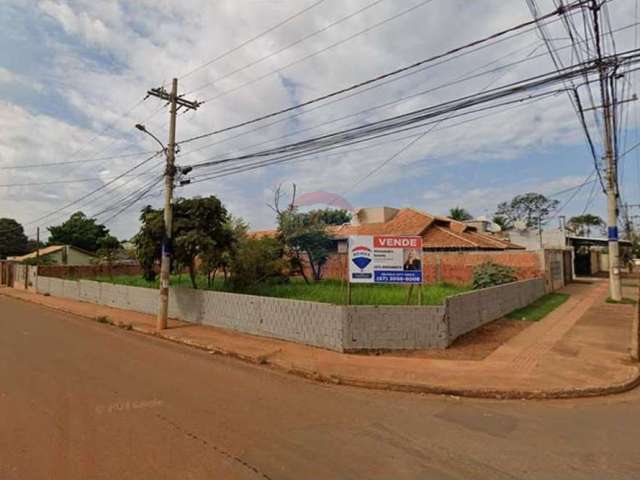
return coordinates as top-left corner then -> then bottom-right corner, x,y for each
343,306 -> 447,351
446,278 -> 545,341
36,276 -> 545,352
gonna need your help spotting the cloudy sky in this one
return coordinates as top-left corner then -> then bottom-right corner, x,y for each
1,0 -> 639,240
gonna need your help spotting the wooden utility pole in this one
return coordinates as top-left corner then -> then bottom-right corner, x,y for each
146,78 -> 201,330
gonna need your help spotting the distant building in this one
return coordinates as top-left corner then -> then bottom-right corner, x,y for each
8,245 -> 96,266
508,228 -> 633,276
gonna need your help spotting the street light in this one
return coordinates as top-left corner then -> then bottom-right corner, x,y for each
135,123 -> 166,152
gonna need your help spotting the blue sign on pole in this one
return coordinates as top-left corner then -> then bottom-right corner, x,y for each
608,226 -> 618,241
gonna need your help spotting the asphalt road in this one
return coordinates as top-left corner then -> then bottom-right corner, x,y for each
1,295 -> 639,480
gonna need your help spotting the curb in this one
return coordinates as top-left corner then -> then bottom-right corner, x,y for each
3,289 -> 640,401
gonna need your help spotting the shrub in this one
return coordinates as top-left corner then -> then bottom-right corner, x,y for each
228,237 -> 288,290
472,261 -> 517,289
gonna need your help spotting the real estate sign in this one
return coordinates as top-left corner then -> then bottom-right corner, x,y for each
348,235 -> 423,284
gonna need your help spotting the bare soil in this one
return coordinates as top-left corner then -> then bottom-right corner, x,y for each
372,318 -> 531,361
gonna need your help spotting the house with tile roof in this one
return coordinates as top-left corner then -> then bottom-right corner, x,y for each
8,245 -> 96,266
249,207 -> 551,286
328,207 -> 523,251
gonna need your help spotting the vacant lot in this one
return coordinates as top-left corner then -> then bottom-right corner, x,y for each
95,275 -> 471,305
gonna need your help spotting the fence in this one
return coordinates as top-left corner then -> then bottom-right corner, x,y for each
34,276 -> 545,352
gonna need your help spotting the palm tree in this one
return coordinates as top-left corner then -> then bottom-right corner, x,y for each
449,207 -> 473,221
567,214 -> 605,237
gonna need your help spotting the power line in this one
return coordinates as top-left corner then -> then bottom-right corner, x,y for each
177,0 -> 591,146
196,0 -> 437,102
0,150 -> 156,170
179,14 -> 640,161
184,0 -> 389,96
179,0 -> 326,81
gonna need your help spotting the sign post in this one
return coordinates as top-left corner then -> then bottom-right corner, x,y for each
348,235 -> 423,298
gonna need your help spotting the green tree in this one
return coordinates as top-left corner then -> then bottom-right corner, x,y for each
0,218 -> 28,259
307,208 -> 352,225
199,216 -> 247,287
133,207 -> 164,282
495,193 -> 559,230
96,235 -> 122,279
492,215 -> 511,231
133,196 -> 231,288
278,209 -> 334,283
228,236 -> 287,290
48,211 -> 110,252
448,207 -> 473,221
567,214 -> 605,237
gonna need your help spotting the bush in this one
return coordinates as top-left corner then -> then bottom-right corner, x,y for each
472,261 -> 517,289
228,237 -> 288,290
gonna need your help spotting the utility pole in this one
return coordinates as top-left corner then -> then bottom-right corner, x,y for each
146,78 -> 201,330
36,227 -> 40,292
592,0 -> 622,301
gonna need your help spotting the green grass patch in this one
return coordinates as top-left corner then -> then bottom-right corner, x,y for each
505,293 -> 570,322
94,275 -> 471,306
606,297 -> 637,305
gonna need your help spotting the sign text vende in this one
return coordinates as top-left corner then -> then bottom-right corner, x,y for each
374,236 -> 421,248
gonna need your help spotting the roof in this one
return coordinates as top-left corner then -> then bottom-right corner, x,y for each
8,245 -> 96,262
246,208 -> 524,251
331,208 -> 523,251
247,229 -> 278,239
566,235 -> 633,247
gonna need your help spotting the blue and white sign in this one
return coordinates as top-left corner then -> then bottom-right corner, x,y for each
348,235 -> 423,284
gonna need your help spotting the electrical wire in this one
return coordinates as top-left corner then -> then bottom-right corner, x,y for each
178,1 -> 587,146
179,0 -> 326,82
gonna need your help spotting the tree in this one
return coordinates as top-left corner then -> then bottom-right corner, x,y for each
133,207 -> 164,282
567,214 -> 605,237
449,207 -> 473,221
48,211 -> 110,252
492,215 -> 510,231
307,208 -> 352,225
0,218 -> 28,259
271,185 -> 334,283
133,196 -> 231,288
495,193 -> 559,230
199,216 -> 247,288
96,235 -> 123,279
228,236 -> 288,290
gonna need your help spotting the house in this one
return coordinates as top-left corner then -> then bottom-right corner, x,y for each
509,228 -> 633,277
8,245 -> 96,266
249,207 -> 550,286
329,207 -> 523,251
323,207 -> 545,285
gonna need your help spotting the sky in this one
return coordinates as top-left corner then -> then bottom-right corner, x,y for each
1,0 -> 640,241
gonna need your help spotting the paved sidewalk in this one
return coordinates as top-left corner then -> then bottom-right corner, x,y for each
2,279 -> 639,399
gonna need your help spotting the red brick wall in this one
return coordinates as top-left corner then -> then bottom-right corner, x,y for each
314,251 -> 543,285
423,251 -> 542,285
38,264 -> 143,279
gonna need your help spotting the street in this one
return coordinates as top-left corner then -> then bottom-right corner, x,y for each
1,295 -> 639,480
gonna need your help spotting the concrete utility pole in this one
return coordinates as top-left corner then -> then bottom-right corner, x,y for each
592,0 -> 622,301
145,78 -> 201,330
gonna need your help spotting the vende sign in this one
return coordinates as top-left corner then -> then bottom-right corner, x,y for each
348,235 -> 423,284
374,236 -> 421,248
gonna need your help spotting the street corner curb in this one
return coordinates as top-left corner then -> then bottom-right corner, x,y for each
302,365 -> 640,400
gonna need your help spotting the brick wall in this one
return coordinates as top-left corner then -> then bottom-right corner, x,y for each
315,250 -> 543,285
38,264 -> 144,279
423,251 -> 543,285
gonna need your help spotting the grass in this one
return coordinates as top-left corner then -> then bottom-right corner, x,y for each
606,297 -> 638,305
505,293 -> 570,322
94,274 -> 471,306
